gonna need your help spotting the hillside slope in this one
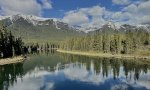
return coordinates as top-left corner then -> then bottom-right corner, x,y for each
0,14 -> 84,44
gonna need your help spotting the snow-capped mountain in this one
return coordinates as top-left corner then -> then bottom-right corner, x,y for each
0,14 -> 149,33
0,14 -> 56,24
84,21 -> 150,33
1,14 -> 42,25
73,21 -> 122,33
0,14 -> 80,32
0,14 -> 83,43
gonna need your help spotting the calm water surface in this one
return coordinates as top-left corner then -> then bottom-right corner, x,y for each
0,51 -> 150,90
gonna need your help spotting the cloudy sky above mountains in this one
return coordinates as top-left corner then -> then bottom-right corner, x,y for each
0,0 -> 150,27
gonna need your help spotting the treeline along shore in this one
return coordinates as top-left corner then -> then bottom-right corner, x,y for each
59,27 -> 150,60
0,23 -> 24,58
57,50 -> 150,60
0,23 -> 59,65
0,22 -> 26,65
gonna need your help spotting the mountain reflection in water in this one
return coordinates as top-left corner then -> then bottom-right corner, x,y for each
0,52 -> 150,90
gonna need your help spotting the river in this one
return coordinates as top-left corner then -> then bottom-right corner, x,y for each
0,51 -> 150,90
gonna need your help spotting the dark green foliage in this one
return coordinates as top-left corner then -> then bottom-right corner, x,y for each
1,17 -> 84,44
0,23 -> 24,58
26,43 -> 59,54
0,63 -> 24,90
60,29 -> 150,54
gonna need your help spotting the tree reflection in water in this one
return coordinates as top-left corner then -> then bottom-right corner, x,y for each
0,52 -> 149,90
0,63 -> 24,90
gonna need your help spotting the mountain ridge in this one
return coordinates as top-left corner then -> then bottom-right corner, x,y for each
0,14 -> 83,44
0,14 -> 150,44
88,22 -> 150,33
1,14 -> 150,33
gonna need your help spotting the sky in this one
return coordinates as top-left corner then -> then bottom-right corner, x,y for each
0,0 -> 150,28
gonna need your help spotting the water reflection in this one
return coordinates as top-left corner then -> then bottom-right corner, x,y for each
0,53 -> 150,90
0,63 -> 24,90
28,49 -> 56,56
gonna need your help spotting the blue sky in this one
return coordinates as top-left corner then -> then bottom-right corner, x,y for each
41,0 -> 120,18
0,0 -> 150,28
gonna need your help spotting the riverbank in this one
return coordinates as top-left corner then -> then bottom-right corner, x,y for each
57,50 -> 150,60
0,56 -> 25,65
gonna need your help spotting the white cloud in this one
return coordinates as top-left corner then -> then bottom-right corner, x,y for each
0,0 -> 52,16
112,12 -> 123,20
63,11 -> 89,25
62,5 -> 106,27
112,12 -> 132,22
71,0 -> 150,28
62,0 -> 150,31
0,0 -> 149,30
112,0 -> 130,5
120,0 -> 150,25
123,4 -> 138,13
87,6 -> 105,16
41,0 -> 52,9
0,0 -> 149,34
137,15 -> 150,24
122,0 -> 150,15
9,70 -> 54,90
138,0 -> 150,15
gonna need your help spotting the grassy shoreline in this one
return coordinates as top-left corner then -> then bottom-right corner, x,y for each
57,50 -> 150,60
0,56 -> 25,65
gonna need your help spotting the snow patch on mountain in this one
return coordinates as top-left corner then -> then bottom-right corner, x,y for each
0,14 -> 150,33
0,14 -> 61,26
0,15 -> 12,20
77,21 -> 150,33
74,21 -> 122,33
